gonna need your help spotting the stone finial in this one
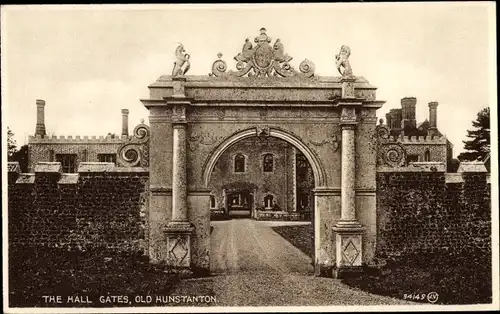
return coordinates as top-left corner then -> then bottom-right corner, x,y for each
172,44 -> 191,77
335,45 -> 353,77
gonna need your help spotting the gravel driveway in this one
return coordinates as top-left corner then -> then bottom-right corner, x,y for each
171,219 -> 412,306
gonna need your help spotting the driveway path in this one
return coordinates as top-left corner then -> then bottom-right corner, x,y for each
171,219 -> 412,307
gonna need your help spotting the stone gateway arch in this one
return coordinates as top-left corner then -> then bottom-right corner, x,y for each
140,28 -> 385,277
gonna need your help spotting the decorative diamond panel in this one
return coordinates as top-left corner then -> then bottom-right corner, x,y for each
168,236 -> 189,266
342,239 -> 360,266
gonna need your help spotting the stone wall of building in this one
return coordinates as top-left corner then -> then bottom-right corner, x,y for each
208,137 -> 296,212
397,136 -> 449,166
8,162 -> 149,255
28,136 -> 127,172
376,164 -> 491,258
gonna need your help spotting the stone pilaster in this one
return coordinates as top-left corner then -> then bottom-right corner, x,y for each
164,77 -> 194,269
333,94 -> 365,278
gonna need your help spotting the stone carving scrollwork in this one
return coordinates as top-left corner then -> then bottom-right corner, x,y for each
188,132 -> 222,152
379,143 -> 406,167
311,134 -> 341,152
210,28 -> 315,78
211,53 -> 227,77
374,119 -> 407,167
375,121 -> 390,140
117,122 -> 150,167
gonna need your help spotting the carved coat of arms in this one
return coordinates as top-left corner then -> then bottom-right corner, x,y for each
211,27 -> 314,78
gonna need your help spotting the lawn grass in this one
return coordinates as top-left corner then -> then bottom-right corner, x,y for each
8,245 -> 180,307
271,224 -> 492,305
342,251 -> 492,305
272,224 -> 314,258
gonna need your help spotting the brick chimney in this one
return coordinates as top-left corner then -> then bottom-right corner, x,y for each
35,99 -> 46,137
401,97 -> 417,130
428,101 -> 438,128
121,109 -> 129,136
428,101 -> 439,137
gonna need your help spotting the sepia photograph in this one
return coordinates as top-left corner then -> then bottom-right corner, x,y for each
1,3 -> 498,312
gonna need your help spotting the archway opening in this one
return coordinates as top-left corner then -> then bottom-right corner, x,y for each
207,134 -> 317,275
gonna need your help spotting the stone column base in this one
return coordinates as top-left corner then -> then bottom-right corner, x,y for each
164,222 -> 195,272
332,222 -> 364,278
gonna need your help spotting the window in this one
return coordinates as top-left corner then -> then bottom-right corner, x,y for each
264,194 -> 274,209
424,149 -> 431,162
98,153 -> 117,164
210,196 -> 216,209
56,154 -> 77,173
234,154 -> 245,173
263,153 -> 274,172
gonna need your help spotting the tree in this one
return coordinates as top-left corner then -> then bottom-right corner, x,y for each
11,145 -> 29,173
457,107 -> 490,162
7,127 -> 17,159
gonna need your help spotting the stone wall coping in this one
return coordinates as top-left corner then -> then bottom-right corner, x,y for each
398,135 -> 447,144
29,134 -> 130,144
78,162 -> 116,172
34,162 -> 62,173
378,162 -> 446,173
112,167 -> 149,173
149,75 -> 376,89
13,168 -> 148,184
445,173 -> 465,184
58,174 -> 80,184
457,161 -> 488,173
15,173 -> 35,184
8,162 -> 20,173
77,163 -> 148,174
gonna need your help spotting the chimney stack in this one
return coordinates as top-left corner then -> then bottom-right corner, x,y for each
428,101 -> 439,137
121,109 -> 129,136
401,97 -> 417,129
428,101 -> 438,128
35,99 -> 46,137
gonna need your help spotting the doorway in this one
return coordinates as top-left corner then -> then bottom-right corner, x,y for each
226,189 -> 253,218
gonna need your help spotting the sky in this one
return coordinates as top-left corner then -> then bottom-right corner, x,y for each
1,3 -> 496,157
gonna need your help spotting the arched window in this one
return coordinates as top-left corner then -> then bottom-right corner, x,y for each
424,149 -> 431,162
210,195 -> 216,209
234,154 -> 245,173
264,194 -> 274,209
263,153 -> 274,172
